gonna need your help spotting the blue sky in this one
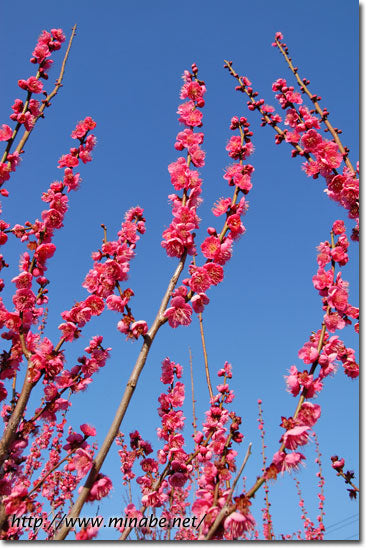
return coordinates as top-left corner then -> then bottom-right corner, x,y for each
0,0 -> 359,541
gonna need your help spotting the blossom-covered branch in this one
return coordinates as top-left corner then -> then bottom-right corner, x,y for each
0,27 -> 76,192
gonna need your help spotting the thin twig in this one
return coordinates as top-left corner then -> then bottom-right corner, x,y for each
189,348 -> 197,435
198,313 -> 213,400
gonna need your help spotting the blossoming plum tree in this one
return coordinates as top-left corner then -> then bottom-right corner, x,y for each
0,27 -> 358,541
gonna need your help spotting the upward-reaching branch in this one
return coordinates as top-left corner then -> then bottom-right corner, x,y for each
1,25 -> 77,170
273,36 -> 356,176
14,25 -> 77,158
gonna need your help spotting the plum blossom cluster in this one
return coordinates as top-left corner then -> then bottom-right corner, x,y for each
161,64 -> 206,261
224,33 -> 359,241
116,430 -> 153,484
9,115 -> 96,265
189,117 -> 253,313
160,65 -> 205,328
0,29 -> 66,190
266,401 -> 319,479
34,335 -> 111,423
163,115 -> 254,328
69,206 -> 147,340
75,520 -> 102,541
28,29 -> 65,78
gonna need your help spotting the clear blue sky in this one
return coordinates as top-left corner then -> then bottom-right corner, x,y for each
0,0 -> 359,541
